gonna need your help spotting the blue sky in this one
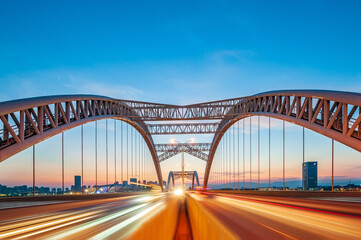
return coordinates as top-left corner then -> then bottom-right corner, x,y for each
0,1 -> 360,103
0,1 -> 361,187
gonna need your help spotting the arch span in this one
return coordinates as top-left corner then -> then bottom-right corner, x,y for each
0,95 -> 163,189
203,90 -> 361,188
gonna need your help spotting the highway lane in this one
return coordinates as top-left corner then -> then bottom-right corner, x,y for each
188,192 -> 361,240
0,193 -> 175,240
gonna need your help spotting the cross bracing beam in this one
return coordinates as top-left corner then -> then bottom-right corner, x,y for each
120,97 -> 246,121
158,151 -> 180,163
147,122 -> 220,135
158,148 -> 209,162
156,143 -> 211,162
169,171 -> 199,180
155,143 -> 211,152
186,150 -> 209,162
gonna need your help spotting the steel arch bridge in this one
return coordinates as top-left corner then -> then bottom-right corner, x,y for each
1,90 -> 361,189
167,171 -> 200,191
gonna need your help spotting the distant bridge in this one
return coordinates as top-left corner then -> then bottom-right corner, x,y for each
167,171 -> 200,191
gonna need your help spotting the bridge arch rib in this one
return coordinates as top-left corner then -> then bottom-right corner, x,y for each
0,95 -> 163,189
203,90 -> 361,188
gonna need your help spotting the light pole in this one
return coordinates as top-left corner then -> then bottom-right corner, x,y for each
181,144 -> 185,191
171,138 -> 194,191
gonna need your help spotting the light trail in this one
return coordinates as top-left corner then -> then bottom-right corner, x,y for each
89,201 -> 164,240
13,216 -> 94,240
0,194 -> 169,240
132,194 -> 163,203
1,192 -> 360,239
0,211 -> 84,232
0,211 -> 99,239
49,203 -> 149,240
189,192 -> 361,239
216,196 -> 361,237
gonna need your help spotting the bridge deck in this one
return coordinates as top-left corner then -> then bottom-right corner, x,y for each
0,191 -> 360,239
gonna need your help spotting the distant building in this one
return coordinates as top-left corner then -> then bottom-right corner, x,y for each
147,181 -> 158,185
303,162 -> 318,190
122,181 -> 128,186
343,183 -> 360,191
39,187 -> 50,194
74,175 -> 81,192
143,180 -> 146,184
130,178 -> 137,183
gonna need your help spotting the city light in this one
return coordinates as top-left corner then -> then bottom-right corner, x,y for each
174,189 -> 183,196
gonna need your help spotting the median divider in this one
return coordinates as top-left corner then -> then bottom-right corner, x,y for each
186,193 -> 237,240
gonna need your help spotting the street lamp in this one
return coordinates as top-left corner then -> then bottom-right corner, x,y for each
171,138 -> 194,191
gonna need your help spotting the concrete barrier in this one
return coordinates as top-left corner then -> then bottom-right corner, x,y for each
186,193 -> 237,240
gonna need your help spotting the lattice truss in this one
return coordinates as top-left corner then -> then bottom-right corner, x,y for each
147,122 -> 219,135
0,97 -> 133,150
155,143 -> 211,163
241,94 -> 361,139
